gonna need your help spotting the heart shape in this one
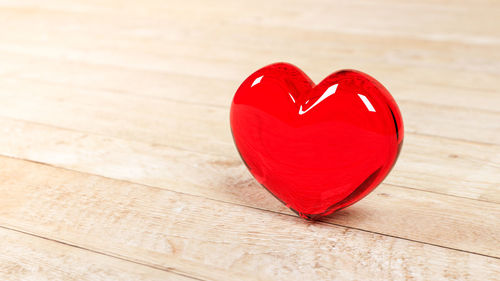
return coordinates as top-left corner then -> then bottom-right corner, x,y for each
230,63 -> 404,219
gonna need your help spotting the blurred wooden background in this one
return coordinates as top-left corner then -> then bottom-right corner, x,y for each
0,0 -> 499,280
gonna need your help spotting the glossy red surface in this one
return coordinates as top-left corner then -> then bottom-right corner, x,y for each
230,63 -> 404,219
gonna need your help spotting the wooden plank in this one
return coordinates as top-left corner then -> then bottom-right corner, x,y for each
0,71 -> 500,147
0,3 -> 499,112
0,76 -> 498,152
0,156 -> 499,281
0,80 -> 498,200
0,21 -> 498,110
388,134 -> 500,201
0,227 -> 196,281
0,0 -> 498,146
0,117 -> 498,257
1,51 -> 499,114
0,0 -> 499,44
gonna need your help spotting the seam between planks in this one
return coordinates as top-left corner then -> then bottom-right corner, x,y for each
1,4 -> 500,48
0,113 -> 498,203
1,47 -> 500,114
1,153 -> 499,259
1,69 -> 499,146
5,74 -> 500,116
384,183 -> 499,205
0,224 -> 207,281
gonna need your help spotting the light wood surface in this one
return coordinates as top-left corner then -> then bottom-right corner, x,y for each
0,0 -> 499,280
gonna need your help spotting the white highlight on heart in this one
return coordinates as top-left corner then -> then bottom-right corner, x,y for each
357,94 -> 376,112
288,93 -> 296,103
251,75 -> 263,87
298,84 -> 338,115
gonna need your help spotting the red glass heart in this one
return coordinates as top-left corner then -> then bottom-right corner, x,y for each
230,63 -> 404,219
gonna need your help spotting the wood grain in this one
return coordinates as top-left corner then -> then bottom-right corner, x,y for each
0,117 -> 498,258
0,227 -> 195,281
0,0 -> 498,279
0,156 -> 498,281
0,81 -> 498,203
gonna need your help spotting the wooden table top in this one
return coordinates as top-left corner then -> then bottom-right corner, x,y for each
0,0 -> 499,280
